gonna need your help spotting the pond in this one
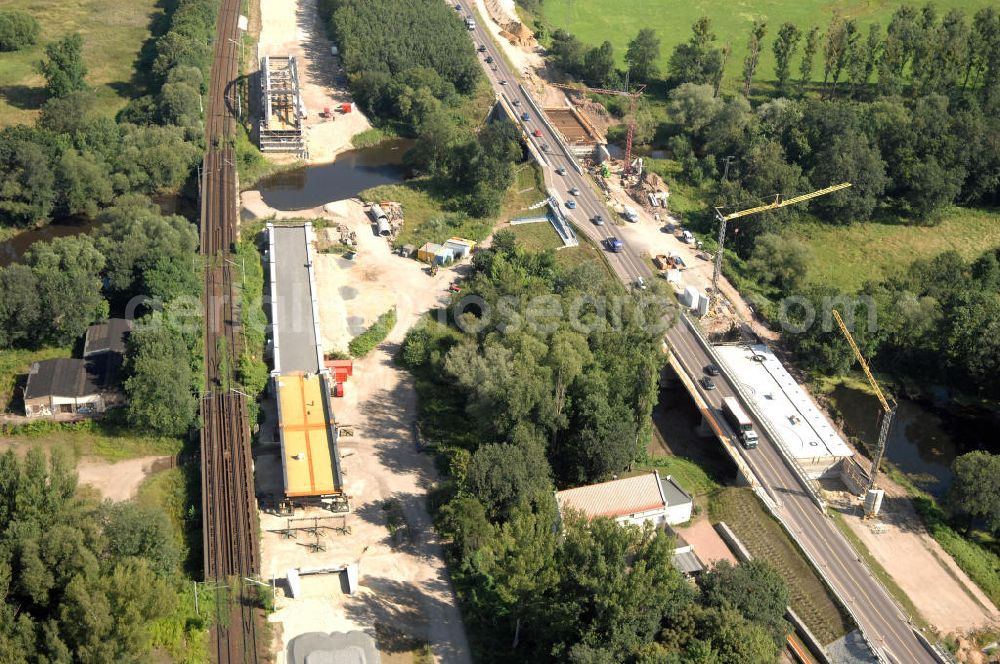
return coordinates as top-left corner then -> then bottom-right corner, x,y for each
257,138 -> 413,211
829,385 -> 1000,497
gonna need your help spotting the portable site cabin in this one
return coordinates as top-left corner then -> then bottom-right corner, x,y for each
443,237 -> 476,259
417,242 -> 442,264
435,246 -> 456,265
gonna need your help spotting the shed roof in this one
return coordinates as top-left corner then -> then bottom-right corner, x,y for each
660,475 -> 693,507
24,358 -> 104,400
276,373 -> 342,498
556,472 -> 667,520
83,318 -> 132,357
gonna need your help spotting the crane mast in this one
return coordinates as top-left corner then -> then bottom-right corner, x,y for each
831,309 -> 896,516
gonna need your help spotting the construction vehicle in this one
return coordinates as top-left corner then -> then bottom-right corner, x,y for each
551,82 -> 646,175
831,309 -> 895,518
711,183 -> 852,297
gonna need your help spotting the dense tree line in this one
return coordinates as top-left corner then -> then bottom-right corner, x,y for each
401,234 -> 790,661
0,448 -> 195,661
0,0 -> 217,228
780,248 -> 1000,397
320,0 -> 522,215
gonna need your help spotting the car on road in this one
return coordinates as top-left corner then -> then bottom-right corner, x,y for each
704,364 -> 720,376
700,376 -> 717,390
499,79 -> 507,85
521,112 -> 530,121
569,187 -> 580,195
556,167 -> 567,175
455,2 -> 461,9
592,214 -> 604,225
485,55 -> 494,64
634,277 -> 647,290
478,44 -> 486,52
566,200 -> 577,209
512,99 -> 521,106
603,237 -> 623,252
541,143 -> 550,151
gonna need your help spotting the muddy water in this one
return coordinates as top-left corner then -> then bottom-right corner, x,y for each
0,217 -> 101,267
257,138 -> 413,210
829,385 -> 1000,497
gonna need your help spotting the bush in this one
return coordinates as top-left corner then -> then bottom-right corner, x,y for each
0,10 -> 39,51
348,307 -> 397,357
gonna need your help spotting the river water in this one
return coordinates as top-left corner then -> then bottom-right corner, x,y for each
829,385 -> 1000,497
257,138 -> 412,211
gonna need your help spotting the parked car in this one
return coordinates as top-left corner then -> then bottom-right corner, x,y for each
704,364 -> 721,376
592,214 -> 604,225
569,187 -> 580,195
566,200 -> 577,209
556,167 -> 567,175
700,376 -> 717,390
634,276 -> 647,290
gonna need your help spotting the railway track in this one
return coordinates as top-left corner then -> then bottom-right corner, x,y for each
198,0 -> 262,659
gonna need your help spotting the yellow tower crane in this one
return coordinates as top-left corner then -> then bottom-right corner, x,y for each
711,183 -> 852,295
831,308 -> 896,517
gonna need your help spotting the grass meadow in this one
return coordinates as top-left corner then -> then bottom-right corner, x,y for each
0,0 -> 163,126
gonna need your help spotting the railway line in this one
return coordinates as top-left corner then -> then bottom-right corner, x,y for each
199,0 -> 262,659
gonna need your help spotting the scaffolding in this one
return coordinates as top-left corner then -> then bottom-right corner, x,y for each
259,55 -> 306,157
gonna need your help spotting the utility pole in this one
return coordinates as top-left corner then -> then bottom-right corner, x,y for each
721,155 -> 735,181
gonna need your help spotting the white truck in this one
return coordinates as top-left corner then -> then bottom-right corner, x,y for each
622,206 -> 639,222
465,16 -> 476,30
722,397 -> 759,449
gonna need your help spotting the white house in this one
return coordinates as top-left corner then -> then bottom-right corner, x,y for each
555,471 -> 693,528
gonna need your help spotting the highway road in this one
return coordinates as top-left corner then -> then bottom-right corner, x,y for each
457,4 -> 939,662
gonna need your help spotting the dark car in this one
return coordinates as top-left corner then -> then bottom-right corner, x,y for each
592,214 -> 604,225
478,44 -> 486,52
556,167 -> 567,175
700,376 -> 717,390
704,364 -> 720,376
485,55 -> 494,64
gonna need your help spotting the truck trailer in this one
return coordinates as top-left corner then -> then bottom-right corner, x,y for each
722,397 -> 758,449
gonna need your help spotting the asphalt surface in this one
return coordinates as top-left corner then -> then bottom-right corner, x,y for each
458,5 -> 939,662
271,225 -> 322,374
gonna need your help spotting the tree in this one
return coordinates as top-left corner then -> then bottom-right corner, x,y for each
583,41 -> 617,88
741,20 -> 768,97
747,232 -> 811,292
39,33 -> 88,98
772,22 -> 802,95
0,264 -> 41,348
900,156 -> 964,222
669,17 -> 724,86
666,83 -> 722,131
103,502 -> 180,575
0,137 -> 56,226
878,5 -> 920,96
465,443 -> 551,519
54,148 -> 113,217
625,28 -> 661,82
25,235 -> 108,345
822,16 -> 857,98
808,132 -> 887,222
697,560 -> 790,646
948,451 -> 1000,534
0,10 -> 40,51
124,324 -> 197,436
799,27 -> 820,88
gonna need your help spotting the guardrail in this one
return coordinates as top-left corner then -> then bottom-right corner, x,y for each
518,83 -> 584,175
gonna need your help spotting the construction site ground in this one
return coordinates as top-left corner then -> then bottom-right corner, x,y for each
257,0 -> 372,163
247,193 -> 471,662
828,485 -> 999,638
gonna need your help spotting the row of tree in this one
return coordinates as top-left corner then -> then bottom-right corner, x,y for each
0,0 -> 218,228
402,234 -> 791,661
0,448 -> 195,661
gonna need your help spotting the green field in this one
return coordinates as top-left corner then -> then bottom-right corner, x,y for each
0,0 -> 162,126
793,207 -> 1000,291
536,0 -> 997,91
